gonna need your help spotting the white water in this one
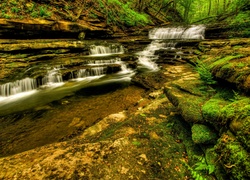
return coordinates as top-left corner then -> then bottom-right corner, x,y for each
41,67 -> 64,88
77,67 -> 107,78
137,25 -> 205,71
86,58 -> 121,66
0,78 -> 37,97
89,45 -> 124,56
149,25 -> 205,40
137,40 -> 178,71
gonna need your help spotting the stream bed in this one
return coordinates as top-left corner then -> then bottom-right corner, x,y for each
0,25 -> 205,156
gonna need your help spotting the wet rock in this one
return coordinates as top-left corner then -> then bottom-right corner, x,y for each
191,124 -> 217,144
132,71 -> 166,90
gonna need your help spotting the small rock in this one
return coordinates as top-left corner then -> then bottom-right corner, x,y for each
139,154 -> 148,162
120,166 -> 129,174
149,132 -> 160,140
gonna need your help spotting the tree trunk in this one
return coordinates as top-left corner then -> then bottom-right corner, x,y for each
208,0 -> 212,16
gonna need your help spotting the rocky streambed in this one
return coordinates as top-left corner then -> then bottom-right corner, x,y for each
0,37 -> 250,180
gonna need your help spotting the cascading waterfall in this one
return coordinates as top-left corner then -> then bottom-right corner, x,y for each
149,25 -> 206,40
0,78 -> 37,97
77,67 -> 107,78
137,25 -> 205,71
86,58 -> 121,65
89,45 -> 124,56
41,67 -> 64,87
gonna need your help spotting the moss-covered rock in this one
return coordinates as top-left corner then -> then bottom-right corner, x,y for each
220,98 -> 250,150
191,124 -> 218,144
199,39 -> 250,93
164,65 -> 214,123
202,92 -> 231,129
215,132 -> 250,180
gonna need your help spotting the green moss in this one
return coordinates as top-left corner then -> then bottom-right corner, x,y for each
236,62 -> 246,68
215,133 -> 250,180
202,99 -> 226,125
220,98 -> 250,122
209,54 -> 245,69
191,124 -> 217,144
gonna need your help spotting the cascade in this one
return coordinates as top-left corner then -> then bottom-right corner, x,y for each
77,67 -> 107,78
89,45 -> 124,56
149,25 -> 205,40
86,58 -> 121,65
41,67 -> 64,87
0,78 -> 37,97
137,25 -> 205,70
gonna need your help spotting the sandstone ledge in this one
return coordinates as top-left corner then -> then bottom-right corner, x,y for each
0,18 -> 112,39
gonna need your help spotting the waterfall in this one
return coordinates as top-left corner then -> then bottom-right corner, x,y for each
137,41 -> 179,71
0,78 -> 37,97
149,25 -> 205,40
77,67 -> 107,78
86,58 -> 121,65
41,67 -> 64,87
89,45 -> 124,56
137,25 -> 205,71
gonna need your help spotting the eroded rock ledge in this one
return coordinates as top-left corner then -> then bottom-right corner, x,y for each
0,18 -> 112,39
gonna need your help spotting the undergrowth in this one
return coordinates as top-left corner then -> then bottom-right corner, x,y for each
183,156 -> 215,180
195,60 -> 217,85
106,0 -> 150,27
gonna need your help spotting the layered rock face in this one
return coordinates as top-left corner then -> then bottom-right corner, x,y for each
164,38 -> 250,180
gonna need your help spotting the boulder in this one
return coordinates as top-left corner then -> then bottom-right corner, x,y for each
191,124 -> 217,144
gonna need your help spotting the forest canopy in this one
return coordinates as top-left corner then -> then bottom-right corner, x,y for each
0,0 -> 249,29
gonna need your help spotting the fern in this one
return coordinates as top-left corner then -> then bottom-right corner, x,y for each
182,156 -> 215,180
195,60 -> 217,85
194,157 -> 215,175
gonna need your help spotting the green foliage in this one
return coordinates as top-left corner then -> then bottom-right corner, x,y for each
194,156 -> 215,175
1,12 -> 11,19
183,159 -> 208,180
228,11 -> 250,37
231,90 -> 241,101
140,113 -> 147,117
106,0 -> 150,27
11,7 -> 20,13
195,60 -> 217,85
31,11 -> 39,18
132,140 -> 141,146
39,6 -> 51,17
159,94 -> 166,99
10,0 -> 17,6
209,54 -> 245,69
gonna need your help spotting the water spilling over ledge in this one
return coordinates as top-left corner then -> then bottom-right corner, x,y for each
0,78 -> 37,97
136,25 -> 206,72
89,44 -> 125,56
149,25 -> 206,40
0,56 -> 132,100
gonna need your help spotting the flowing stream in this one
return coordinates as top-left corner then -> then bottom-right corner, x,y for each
0,25 -> 205,116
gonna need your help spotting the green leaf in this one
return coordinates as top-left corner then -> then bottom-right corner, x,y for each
140,113 -> 147,117
208,165 -> 215,174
